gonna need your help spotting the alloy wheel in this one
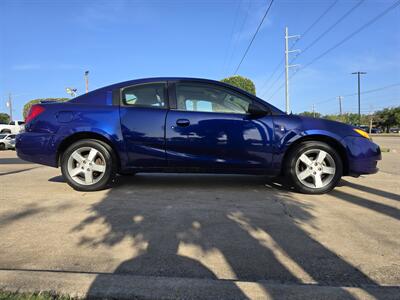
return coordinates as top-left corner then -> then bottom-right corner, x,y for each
295,149 -> 336,189
67,147 -> 106,185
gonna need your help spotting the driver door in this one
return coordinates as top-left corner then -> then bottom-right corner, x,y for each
165,81 -> 274,172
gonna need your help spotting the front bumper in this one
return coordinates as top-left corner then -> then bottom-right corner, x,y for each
16,132 -> 59,167
342,136 -> 381,176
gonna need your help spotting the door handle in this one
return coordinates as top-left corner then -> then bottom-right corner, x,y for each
176,119 -> 190,127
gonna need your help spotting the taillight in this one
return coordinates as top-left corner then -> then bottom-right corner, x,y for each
25,105 -> 45,124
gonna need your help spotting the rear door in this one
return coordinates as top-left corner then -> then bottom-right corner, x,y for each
119,82 -> 168,168
165,81 -> 274,172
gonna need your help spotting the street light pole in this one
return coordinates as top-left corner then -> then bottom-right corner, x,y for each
6,93 -> 13,122
352,71 -> 367,125
85,71 -> 89,93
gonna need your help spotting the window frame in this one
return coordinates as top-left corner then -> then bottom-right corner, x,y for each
170,80 -> 271,115
119,81 -> 169,109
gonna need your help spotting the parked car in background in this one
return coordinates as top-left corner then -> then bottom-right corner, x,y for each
0,134 -> 16,150
389,127 -> 399,133
0,120 -> 25,134
358,126 -> 382,134
16,77 -> 381,194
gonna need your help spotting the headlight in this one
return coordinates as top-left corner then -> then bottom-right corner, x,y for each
354,128 -> 371,139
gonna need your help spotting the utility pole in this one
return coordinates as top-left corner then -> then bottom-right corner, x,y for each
85,71 -> 89,93
6,93 -> 13,122
351,71 -> 367,125
284,27 -> 300,114
338,96 -> 343,116
312,104 -> 315,118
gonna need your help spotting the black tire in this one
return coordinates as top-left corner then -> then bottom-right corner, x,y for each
117,171 -> 137,176
285,141 -> 343,194
0,143 -> 5,150
60,139 -> 116,191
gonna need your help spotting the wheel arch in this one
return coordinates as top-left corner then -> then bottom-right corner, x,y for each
281,134 -> 349,176
56,132 -> 121,170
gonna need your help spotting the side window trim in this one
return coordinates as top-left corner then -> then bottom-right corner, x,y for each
119,82 -> 169,109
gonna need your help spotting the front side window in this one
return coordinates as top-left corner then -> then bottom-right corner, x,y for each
122,83 -> 166,108
176,83 -> 252,114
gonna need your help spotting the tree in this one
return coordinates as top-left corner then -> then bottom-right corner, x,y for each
221,75 -> 256,95
0,113 -> 10,124
298,111 -> 322,118
374,106 -> 400,132
23,98 -> 69,119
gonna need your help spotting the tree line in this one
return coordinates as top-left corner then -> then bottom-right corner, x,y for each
298,106 -> 400,132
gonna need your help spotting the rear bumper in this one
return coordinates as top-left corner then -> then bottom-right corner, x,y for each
16,132 -> 58,167
342,136 -> 381,176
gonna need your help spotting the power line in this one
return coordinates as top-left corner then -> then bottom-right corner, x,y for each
266,0 -> 400,100
314,82 -> 400,105
225,0 -> 252,77
258,0 -> 338,95
298,0 -> 364,57
263,0 -> 362,97
297,0 -> 339,41
299,0 -> 400,72
233,0 -> 274,75
296,82 -> 400,112
221,0 -> 242,77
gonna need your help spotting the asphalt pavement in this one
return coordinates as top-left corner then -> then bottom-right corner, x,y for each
0,136 -> 399,299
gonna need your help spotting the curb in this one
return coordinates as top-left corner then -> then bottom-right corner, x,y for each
1,270 -> 400,299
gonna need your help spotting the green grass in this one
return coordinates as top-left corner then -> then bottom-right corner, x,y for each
0,291 -> 76,300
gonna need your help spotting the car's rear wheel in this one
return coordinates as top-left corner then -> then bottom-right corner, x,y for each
61,139 -> 116,191
0,143 -> 5,150
285,141 -> 343,194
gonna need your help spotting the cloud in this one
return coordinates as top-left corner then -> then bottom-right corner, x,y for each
11,63 -> 82,71
12,64 -> 41,70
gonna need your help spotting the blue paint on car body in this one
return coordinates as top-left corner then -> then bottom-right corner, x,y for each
16,77 -> 381,179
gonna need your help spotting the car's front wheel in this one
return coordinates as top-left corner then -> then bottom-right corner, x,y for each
61,139 -> 116,191
285,141 -> 343,194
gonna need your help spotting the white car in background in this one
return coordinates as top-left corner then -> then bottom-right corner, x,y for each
0,120 -> 25,134
0,134 -> 16,150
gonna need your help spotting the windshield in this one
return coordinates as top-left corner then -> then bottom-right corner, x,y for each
0,134 -> 7,139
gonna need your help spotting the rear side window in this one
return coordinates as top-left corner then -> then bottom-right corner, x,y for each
122,83 -> 166,108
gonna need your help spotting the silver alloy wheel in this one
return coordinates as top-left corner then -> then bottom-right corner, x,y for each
67,147 -> 106,185
295,149 -> 336,189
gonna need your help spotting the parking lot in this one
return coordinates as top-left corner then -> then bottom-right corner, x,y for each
1,136 -> 399,299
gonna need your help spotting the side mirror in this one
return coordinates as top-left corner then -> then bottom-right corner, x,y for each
247,103 -> 268,117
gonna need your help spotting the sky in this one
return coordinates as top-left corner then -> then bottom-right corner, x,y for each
1,0 -> 399,120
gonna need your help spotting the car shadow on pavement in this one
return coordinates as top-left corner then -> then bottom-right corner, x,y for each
330,189 -> 399,221
341,179 -> 400,202
0,167 -> 40,176
0,157 -> 32,164
67,173 -> 392,299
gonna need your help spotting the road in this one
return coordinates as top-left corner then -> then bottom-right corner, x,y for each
0,137 -> 399,299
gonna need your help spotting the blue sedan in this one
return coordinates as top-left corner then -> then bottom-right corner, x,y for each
16,77 -> 381,194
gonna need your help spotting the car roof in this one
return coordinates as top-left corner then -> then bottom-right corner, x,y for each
70,77 -> 285,114
104,77 -> 257,97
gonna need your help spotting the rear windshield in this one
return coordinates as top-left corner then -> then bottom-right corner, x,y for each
0,134 -> 6,139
